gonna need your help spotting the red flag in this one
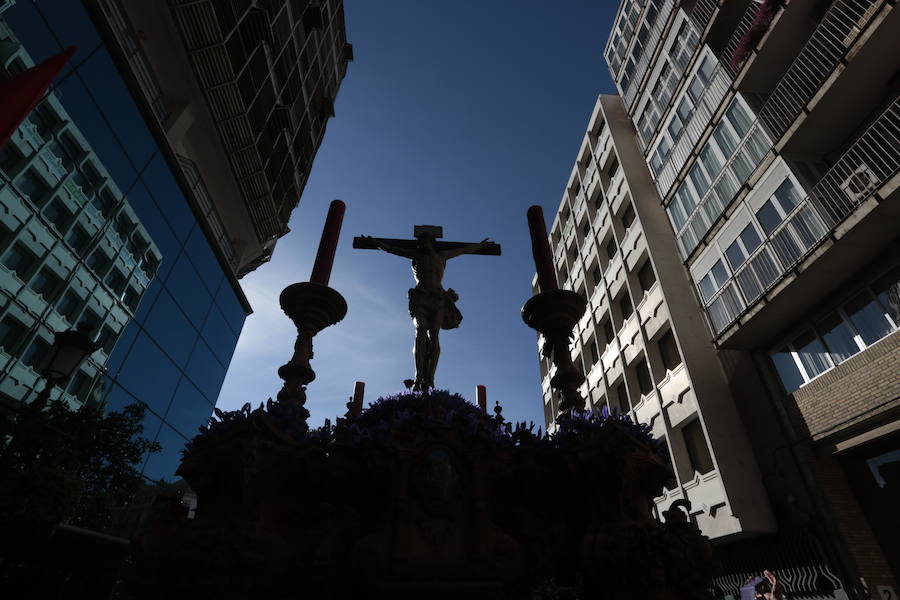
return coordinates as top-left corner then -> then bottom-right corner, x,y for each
0,45 -> 77,149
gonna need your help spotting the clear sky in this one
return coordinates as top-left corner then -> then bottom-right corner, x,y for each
216,0 -> 619,428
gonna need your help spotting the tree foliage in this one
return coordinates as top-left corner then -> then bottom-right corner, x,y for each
0,398 -> 161,538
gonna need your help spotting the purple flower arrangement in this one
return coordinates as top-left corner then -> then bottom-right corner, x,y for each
183,390 -> 667,459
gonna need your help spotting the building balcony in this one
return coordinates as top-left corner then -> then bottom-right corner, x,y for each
710,97 -> 900,346
621,222 -> 647,271
608,171 -> 629,215
619,313 -> 643,364
604,253 -> 627,298
658,363 -> 696,428
634,390 -> 664,438
637,282 -> 668,339
601,338 -> 622,378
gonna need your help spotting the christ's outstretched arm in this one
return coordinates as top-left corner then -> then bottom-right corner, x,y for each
360,235 -> 416,259
440,238 -> 492,260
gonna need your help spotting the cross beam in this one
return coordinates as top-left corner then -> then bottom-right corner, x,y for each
352,236 -> 501,256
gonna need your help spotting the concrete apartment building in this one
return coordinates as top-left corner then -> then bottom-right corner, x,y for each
88,0 -> 352,276
538,0 -> 899,596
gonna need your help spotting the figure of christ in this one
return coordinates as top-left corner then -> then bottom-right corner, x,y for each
360,230 -> 493,391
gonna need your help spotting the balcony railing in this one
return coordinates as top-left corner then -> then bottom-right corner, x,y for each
676,119 -> 771,256
721,0 -> 763,77
98,0 -> 169,122
704,97 -> 900,335
690,0 -> 720,34
756,0 -> 883,139
622,0 -> 676,108
654,62 -> 731,195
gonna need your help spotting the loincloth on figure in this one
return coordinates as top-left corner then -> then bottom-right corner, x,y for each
408,287 -> 463,330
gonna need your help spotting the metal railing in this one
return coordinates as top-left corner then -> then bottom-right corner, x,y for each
690,0 -> 720,34
654,62 -> 731,195
622,0 -> 676,108
676,120 -> 771,255
757,0 -> 882,138
705,97 -> 900,335
98,0 -> 169,122
721,0 -> 763,76
674,0 -> 885,258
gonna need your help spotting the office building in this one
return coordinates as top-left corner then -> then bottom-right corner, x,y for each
89,0 -> 352,276
539,0 -> 899,595
0,1 -> 253,511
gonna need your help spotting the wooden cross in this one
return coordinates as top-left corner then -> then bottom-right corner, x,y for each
352,225 -> 501,255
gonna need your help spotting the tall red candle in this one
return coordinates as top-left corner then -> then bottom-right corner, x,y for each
476,385 -> 487,413
351,380 -> 365,417
310,199 -> 346,285
526,205 -> 558,292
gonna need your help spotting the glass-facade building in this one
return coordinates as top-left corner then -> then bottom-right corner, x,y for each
0,0 -> 250,491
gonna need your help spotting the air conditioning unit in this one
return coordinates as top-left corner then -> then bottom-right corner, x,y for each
839,163 -> 877,204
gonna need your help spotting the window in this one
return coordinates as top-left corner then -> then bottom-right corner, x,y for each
605,238 -> 618,260
96,324 -> 118,356
622,204 -> 636,229
2,243 -> 37,278
607,157 -> 619,180
106,268 -> 127,295
21,336 -> 51,370
635,357 -> 653,396
616,382 -> 630,413
873,266 -> 900,324
592,265 -> 602,287
683,419 -> 714,475
86,249 -> 112,275
723,224 -> 761,270
56,291 -> 83,323
14,169 -> 50,205
603,319 -> 615,345
697,259 -> 729,303
793,329 -> 832,380
123,286 -> 141,312
619,293 -> 634,320
770,346 -> 805,392
659,330 -> 682,370
0,142 -> 23,174
67,369 -> 95,403
43,199 -> 72,232
0,316 -> 27,353
30,267 -> 62,300
844,292 -> 892,344
817,312 -> 860,363
581,220 -> 590,238
65,226 -> 91,256
588,340 -> 599,365
638,261 -> 657,292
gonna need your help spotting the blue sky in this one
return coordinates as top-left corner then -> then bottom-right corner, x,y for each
216,0 -> 619,427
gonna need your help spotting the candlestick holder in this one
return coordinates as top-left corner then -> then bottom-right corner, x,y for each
522,289 -> 587,414
276,282 -> 347,416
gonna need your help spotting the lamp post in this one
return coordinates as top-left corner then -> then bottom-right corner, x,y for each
0,323 -> 98,471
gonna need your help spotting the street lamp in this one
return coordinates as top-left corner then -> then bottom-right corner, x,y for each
0,324 -> 99,472
32,322 -> 100,411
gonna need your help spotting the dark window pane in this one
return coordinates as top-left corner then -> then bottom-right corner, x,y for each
635,358 -> 652,395
21,336 -> 51,369
683,419 -> 714,475
56,291 -> 84,323
817,313 -> 859,363
872,266 -> 900,323
771,346 -> 804,392
619,293 -> 633,320
793,330 -> 832,379
0,316 -> 28,353
603,319 -> 614,345
638,261 -> 656,292
2,243 -> 37,277
659,330 -> 682,371
845,292 -> 892,345
616,383 -> 630,413
30,267 -> 62,300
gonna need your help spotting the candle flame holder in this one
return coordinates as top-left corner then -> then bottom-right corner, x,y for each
522,289 -> 587,415
276,282 -> 347,416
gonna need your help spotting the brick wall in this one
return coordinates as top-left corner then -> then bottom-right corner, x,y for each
813,457 -> 899,598
791,329 -> 900,440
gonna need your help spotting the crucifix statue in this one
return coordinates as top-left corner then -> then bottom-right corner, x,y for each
354,226 -> 501,391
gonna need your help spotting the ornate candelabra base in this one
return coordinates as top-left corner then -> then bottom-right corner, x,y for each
276,282 -> 347,417
522,289 -> 587,414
